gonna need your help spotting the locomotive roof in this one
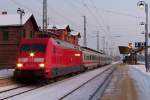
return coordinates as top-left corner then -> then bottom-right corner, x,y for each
20,38 -> 80,50
81,46 -> 104,54
53,38 -> 80,50
20,38 -> 49,44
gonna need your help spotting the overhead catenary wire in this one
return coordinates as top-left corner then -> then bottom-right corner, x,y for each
9,0 -> 144,24
10,0 -> 143,29
69,0 -> 143,38
7,0 -> 144,47
89,0 -> 108,30
88,0 -> 112,53
62,0 -> 84,15
81,0 -> 107,34
35,0 -> 77,25
10,0 -> 79,28
79,0 -> 112,53
86,0 -> 141,53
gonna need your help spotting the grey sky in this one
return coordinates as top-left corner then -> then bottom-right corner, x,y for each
0,0 -> 150,55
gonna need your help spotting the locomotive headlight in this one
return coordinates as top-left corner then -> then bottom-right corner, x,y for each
17,63 -> 23,68
39,63 -> 45,68
75,53 -> 80,57
30,52 -> 35,57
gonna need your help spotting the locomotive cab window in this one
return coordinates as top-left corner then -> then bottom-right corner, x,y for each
20,44 -> 46,52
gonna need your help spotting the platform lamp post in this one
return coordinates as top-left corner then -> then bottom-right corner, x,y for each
137,1 -> 149,72
17,8 -> 25,41
17,8 -> 25,25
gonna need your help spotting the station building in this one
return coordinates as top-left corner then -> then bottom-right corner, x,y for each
0,12 -> 39,68
0,12 -> 81,68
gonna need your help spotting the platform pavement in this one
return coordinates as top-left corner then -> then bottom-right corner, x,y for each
101,63 -> 138,100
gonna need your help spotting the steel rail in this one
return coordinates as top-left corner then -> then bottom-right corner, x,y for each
58,65 -> 116,100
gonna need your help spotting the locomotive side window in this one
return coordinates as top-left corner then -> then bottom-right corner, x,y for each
20,44 -> 46,52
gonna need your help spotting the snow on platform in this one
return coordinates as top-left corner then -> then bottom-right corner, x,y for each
129,64 -> 150,100
7,65 -> 113,100
0,69 -> 14,79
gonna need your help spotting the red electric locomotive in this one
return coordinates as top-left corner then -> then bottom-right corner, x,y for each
14,38 -> 84,79
14,38 -> 111,79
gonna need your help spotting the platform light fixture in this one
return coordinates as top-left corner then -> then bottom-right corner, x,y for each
137,1 -> 149,72
17,8 -> 25,25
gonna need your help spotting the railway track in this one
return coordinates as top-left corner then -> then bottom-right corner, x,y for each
58,66 -> 116,100
0,85 -> 38,100
0,76 -> 69,100
0,76 -> 41,100
0,78 -> 29,100
0,64 -> 118,100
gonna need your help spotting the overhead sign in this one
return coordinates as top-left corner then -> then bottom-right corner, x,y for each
135,42 -> 146,47
118,46 -> 130,54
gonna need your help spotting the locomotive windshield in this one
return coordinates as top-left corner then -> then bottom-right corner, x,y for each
20,44 -> 46,52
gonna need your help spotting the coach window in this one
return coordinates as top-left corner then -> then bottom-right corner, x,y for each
88,55 -> 91,60
86,55 -> 88,60
87,55 -> 88,60
85,55 -> 88,60
86,54 -> 88,60
84,54 -> 86,60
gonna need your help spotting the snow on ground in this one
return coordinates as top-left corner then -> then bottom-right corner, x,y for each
0,84 -> 21,92
129,64 -> 150,100
137,61 -> 145,65
0,69 -> 14,78
8,65 -> 113,100
111,61 -> 121,65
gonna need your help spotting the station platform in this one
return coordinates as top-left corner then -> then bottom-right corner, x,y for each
101,63 -> 138,100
